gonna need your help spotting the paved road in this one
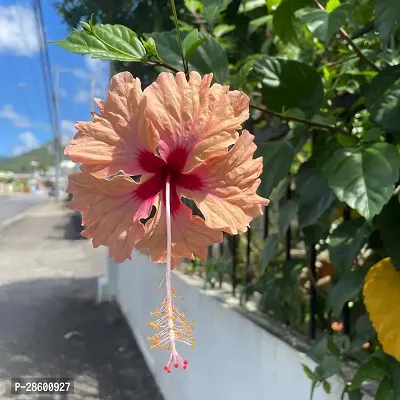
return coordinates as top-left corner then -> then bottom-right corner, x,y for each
0,194 -> 46,224
0,202 -> 163,399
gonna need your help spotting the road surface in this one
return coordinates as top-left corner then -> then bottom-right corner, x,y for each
0,194 -> 46,224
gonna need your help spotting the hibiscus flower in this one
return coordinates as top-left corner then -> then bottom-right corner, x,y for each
65,71 -> 269,372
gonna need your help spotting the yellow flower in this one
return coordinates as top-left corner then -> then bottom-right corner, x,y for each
363,257 -> 400,360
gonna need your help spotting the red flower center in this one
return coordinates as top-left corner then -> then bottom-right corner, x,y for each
135,148 -> 203,215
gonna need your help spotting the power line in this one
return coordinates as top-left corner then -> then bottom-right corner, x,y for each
32,0 -> 61,198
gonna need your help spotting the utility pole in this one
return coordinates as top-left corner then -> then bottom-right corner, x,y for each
53,64 -> 61,200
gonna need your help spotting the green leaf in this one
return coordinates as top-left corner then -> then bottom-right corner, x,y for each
302,364 -> 318,381
347,389 -> 363,400
299,2 -> 355,44
296,160 -> 336,227
213,24 -> 235,38
278,199 -> 298,239
329,219 -> 371,275
376,376 -> 394,400
322,143 -> 400,221
361,127 -> 384,143
266,0 -> 282,12
350,357 -> 390,390
316,354 -> 341,380
273,0 -> 310,44
322,380 -> 331,394
234,60 -> 256,89
185,0 -> 204,13
256,140 -> 295,198
375,0 -> 400,44
55,24 -> 146,62
336,133 -> 357,147
326,0 -> 340,12
366,65 -> 400,134
141,37 -> 162,62
239,0 -> 266,13
182,29 -> 207,60
253,57 -> 324,117
249,15 -> 273,35
376,197 -> 400,271
146,30 -> 229,83
326,268 -> 366,315
261,233 -> 279,270
203,0 -> 232,25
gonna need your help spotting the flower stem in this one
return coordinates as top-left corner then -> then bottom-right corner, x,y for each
170,0 -> 189,80
165,175 -> 176,356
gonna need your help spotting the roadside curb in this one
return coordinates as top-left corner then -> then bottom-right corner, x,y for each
0,202 -> 56,231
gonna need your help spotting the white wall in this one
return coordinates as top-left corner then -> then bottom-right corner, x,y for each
103,251 -> 354,400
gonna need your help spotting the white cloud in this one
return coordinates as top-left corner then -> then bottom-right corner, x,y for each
0,5 -> 39,56
58,88 -> 67,99
12,131 -> 40,156
0,104 -> 31,127
60,120 -> 75,147
73,88 -> 90,104
0,104 -> 50,130
60,120 -> 75,136
84,55 -> 109,96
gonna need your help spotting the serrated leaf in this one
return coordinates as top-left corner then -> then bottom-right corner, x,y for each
300,2 -> 355,44
261,233 -> 279,271
146,30 -> 229,83
296,160 -> 336,227
366,65 -> 400,134
203,0 -> 232,25
253,57 -> 324,117
329,219 -> 371,275
322,143 -> 400,221
278,199 -> 298,239
141,37 -> 162,62
350,357 -> 390,390
375,0 -> 400,44
327,268 -> 366,315
273,0 -> 310,44
56,24 -> 146,62
182,29 -> 207,60
255,140 -> 295,198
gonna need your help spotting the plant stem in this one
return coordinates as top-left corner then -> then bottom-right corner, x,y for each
250,103 -> 349,134
146,60 -> 180,73
170,0 -> 189,80
312,0 -> 379,72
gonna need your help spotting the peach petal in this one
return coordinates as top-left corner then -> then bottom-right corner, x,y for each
179,130 -> 269,234
136,196 -> 222,268
65,72 -> 159,177
67,171 -> 156,263
143,71 -> 249,172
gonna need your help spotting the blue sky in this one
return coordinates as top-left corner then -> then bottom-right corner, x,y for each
0,0 -> 109,157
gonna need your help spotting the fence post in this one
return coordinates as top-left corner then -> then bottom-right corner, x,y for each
232,235 -> 238,296
342,205 -> 351,334
309,244 -> 317,339
285,178 -> 292,262
245,226 -> 252,300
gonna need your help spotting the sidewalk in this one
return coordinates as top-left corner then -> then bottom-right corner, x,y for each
0,202 -> 163,400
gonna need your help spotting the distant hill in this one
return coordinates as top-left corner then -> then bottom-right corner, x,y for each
0,141 -> 65,173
